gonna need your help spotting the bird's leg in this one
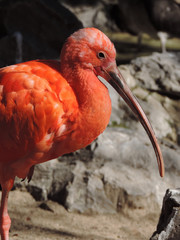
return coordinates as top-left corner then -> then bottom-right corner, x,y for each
0,179 -> 14,240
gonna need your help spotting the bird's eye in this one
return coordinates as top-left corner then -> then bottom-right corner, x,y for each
97,52 -> 105,59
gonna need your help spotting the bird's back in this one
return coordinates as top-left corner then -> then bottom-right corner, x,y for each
0,60 -> 78,166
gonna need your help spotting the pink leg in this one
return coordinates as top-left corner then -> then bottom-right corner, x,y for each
0,179 -> 14,240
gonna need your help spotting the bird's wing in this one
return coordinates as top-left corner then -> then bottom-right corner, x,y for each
0,60 -> 78,162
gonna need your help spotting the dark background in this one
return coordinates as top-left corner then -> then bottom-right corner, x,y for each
0,0 -> 180,67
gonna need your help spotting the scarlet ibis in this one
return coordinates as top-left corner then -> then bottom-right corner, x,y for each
0,27 -> 164,240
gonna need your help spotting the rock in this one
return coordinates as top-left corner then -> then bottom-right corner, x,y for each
65,161 -> 116,214
130,52 -> 180,96
38,202 -> 54,212
118,89 -> 177,140
22,160 -> 57,201
136,92 -> 175,140
15,127 -> 180,214
150,188 -> 180,240
48,158 -> 75,204
15,159 -> 74,202
61,0 -> 119,31
108,53 -> 180,142
0,0 -> 82,67
94,128 -> 180,209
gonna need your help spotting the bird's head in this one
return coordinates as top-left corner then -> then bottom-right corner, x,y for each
60,28 -> 164,177
60,28 -> 116,70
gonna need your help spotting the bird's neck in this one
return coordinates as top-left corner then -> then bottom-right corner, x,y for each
60,63 -> 112,139
61,64 -> 111,110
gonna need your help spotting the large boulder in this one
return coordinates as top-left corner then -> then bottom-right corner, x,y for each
130,52 -> 180,96
15,127 -> 180,214
109,53 -> 180,141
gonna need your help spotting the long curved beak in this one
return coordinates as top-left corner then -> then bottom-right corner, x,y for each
98,63 -> 164,177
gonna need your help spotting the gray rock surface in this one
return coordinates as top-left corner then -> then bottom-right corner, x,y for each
150,189 -> 180,240
61,0 -> 119,31
15,127 -> 180,214
109,54 -> 180,142
130,52 -> 180,96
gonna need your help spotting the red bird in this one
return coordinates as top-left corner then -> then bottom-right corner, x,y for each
0,28 -> 164,240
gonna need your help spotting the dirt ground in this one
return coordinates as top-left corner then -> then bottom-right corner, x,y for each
4,190 -> 160,240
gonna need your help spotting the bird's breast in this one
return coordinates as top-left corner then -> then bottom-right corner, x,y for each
53,83 -> 112,156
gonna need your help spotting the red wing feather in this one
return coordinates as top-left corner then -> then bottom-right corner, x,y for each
0,60 -> 78,163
